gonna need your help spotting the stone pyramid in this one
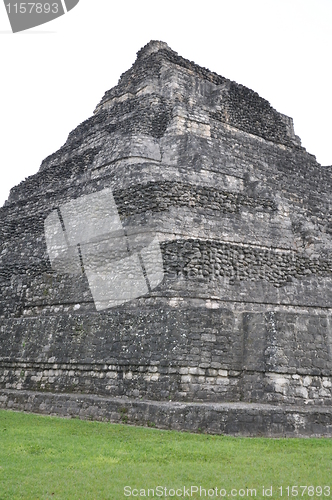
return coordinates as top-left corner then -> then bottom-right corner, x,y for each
1,41 -> 332,436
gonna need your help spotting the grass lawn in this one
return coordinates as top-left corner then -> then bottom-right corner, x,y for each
0,409 -> 331,499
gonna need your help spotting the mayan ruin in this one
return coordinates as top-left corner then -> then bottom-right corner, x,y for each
1,41 -> 331,436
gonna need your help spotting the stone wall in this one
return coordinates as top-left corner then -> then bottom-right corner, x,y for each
1,389 -> 332,437
0,41 -> 331,435
1,305 -> 331,406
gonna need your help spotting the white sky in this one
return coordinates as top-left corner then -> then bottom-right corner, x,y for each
0,0 -> 331,207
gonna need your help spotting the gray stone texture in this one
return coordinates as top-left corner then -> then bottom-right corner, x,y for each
1,40 -> 332,435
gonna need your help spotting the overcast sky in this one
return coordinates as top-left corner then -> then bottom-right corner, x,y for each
1,0 -> 331,207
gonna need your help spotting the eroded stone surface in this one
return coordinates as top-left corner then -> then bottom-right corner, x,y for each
1,41 -> 332,434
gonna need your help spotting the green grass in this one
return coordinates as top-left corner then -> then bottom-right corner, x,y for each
0,410 -> 331,500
